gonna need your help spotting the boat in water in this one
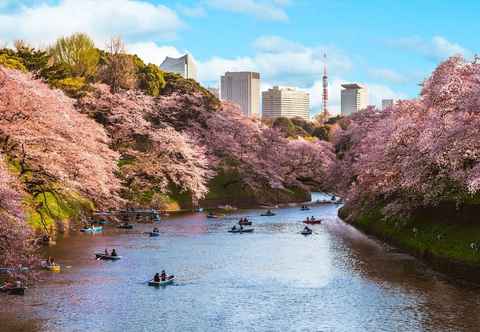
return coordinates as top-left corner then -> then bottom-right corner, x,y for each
148,276 -> 175,286
95,253 -> 122,261
303,220 -> 322,225
206,213 -> 223,219
117,224 -> 134,229
0,283 -> 25,296
45,264 -> 61,272
80,226 -> 103,233
228,228 -> 254,233
238,220 -> 252,226
300,229 -> 313,236
260,212 -> 276,217
218,204 -> 238,211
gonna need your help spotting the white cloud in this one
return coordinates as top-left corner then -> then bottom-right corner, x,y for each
0,0 -> 183,47
199,56 -> 256,82
253,35 -> 305,53
388,36 -> 471,61
128,42 -> 183,65
177,4 -> 207,17
206,0 -> 290,21
198,35 -> 352,85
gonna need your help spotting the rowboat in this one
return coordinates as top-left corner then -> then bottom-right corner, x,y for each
117,224 -> 133,229
206,214 -> 223,219
148,276 -> 175,286
301,229 -> 313,235
80,226 -> 103,233
228,228 -> 254,233
0,284 -> 25,295
260,213 -> 276,217
303,220 -> 322,225
95,253 -> 122,260
45,264 -> 61,272
238,220 -> 252,226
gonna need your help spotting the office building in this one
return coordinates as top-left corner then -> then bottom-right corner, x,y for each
341,83 -> 368,116
262,86 -> 310,120
220,72 -> 260,117
382,99 -> 394,110
160,54 -> 197,80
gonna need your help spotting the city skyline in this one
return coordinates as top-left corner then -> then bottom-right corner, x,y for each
0,1 -> 476,114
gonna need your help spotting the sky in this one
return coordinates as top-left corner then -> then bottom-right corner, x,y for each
0,0 -> 477,115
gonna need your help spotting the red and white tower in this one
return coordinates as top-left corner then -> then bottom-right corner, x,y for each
322,53 -> 329,117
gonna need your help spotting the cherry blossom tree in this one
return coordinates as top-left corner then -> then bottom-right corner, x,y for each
78,85 -> 213,203
0,155 -> 37,279
332,56 -> 480,218
0,67 -> 120,206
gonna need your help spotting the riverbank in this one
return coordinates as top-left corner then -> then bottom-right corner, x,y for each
339,205 -> 480,284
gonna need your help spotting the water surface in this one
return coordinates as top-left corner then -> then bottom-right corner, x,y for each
2,196 -> 480,331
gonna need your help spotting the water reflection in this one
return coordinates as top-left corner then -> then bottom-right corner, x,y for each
2,201 -> 480,331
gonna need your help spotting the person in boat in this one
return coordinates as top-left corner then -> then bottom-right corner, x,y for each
267,209 -> 272,214
304,226 -> 312,232
240,225 -> 244,231
111,249 -> 117,257
153,273 -> 160,282
153,227 -> 159,233
161,270 -> 166,281
47,256 -> 55,266
232,225 -> 237,231
104,248 -> 109,256
311,216 -> 315,221
306,217 -> 310,222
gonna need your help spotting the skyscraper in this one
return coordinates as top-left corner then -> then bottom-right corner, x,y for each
262,86 -> 310,120
160,54 -> 197,80
220,72 -> 260,117
341,83 -> 368,116
382,99 -> 394,110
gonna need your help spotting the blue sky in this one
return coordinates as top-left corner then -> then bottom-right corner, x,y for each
0,0 -> 477,114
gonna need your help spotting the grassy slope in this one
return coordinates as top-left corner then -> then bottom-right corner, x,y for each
345,207 -> 480,267
25,191 -> 94,233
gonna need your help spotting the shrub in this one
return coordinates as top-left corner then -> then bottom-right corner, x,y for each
0,53 -> 27,72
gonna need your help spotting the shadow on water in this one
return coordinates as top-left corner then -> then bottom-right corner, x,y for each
2,197 -> 480,332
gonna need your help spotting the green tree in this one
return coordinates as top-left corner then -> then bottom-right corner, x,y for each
312,126 -> 330,141
0,53 -> 27,72
49,33 -> 99,79
138,63 -> 166,96
98,37 -> 136,93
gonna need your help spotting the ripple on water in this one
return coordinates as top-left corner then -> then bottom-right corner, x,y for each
4,202 -> 480,332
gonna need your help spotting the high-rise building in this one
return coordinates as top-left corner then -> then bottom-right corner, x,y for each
160,54 -> 197,80
220,72 -> 260,117
262,86 -> 310,120
382,99 -> 394,110
341,83 -> 368,116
